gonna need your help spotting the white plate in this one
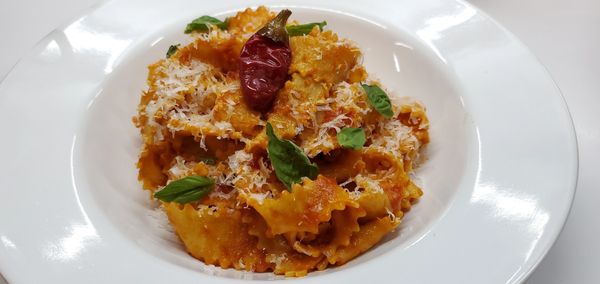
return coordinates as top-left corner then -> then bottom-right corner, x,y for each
0,0 -> 577,283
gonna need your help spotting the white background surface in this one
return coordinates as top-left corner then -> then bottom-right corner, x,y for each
0,0 -> 597,283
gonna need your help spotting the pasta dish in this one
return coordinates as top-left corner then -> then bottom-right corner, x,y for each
133,6 -> 429,276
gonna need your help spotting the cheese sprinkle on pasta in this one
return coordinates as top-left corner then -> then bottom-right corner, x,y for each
134,6 -> 429,276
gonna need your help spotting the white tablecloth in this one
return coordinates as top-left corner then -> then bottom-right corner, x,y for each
1,0 -> 598,282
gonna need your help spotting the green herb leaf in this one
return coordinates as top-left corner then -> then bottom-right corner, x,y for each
166,44 -> 180,58
266,122 -> 318,190
217,17 -> 229,30
199,157 -> 216,165
362,84 -> 394,118
337,127 -> 366,150
154,176 -> 214,203
286,21 -> 327,36
184,15 -> 228,34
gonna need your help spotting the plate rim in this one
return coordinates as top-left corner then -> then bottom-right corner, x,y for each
0,0 -> 578,283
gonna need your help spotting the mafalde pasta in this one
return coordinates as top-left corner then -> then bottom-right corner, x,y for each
133,6 -> 429,276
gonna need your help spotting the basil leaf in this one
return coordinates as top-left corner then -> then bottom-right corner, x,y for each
184,15 -> 228,34
286,21 -> 327,36
337,127 -> 366,150
216,17 -> 229,30
170,189 -> 206,204
199,157 -> 216,165
362,84 -> 394,118
154,176 -> 214,203
266,122 -> 318,190
166,44 -> 180,58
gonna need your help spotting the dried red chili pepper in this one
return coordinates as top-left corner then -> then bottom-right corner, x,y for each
239,9 -> 292,112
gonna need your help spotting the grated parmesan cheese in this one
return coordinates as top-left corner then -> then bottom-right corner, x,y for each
167,156 -> 197,179
143,59 -> 212,142
355,174 -> 384,193
302,112 -> 351,157
266,253 -> 288,266
246,191 -> 273,205
369,118 -> 420,158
